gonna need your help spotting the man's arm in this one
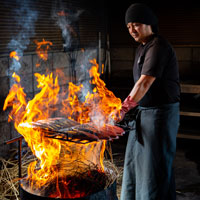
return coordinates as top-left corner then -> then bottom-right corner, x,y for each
128,74 -> 156,102
115,74 -> 156,122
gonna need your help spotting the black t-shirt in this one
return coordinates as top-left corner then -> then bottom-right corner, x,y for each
133,35 -> 180,107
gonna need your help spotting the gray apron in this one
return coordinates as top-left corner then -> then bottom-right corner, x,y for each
120,102 -> 180,200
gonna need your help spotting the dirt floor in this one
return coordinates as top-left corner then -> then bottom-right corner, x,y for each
111,135 -> 200,200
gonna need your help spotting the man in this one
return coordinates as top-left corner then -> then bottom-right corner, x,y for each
119,3 -> 180,200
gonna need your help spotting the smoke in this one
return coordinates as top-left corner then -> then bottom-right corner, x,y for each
52,5 -> 115,126
52,6 -> 83,50
8,0 -> 38,74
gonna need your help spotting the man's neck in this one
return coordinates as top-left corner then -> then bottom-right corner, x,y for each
142,33 -> 154,45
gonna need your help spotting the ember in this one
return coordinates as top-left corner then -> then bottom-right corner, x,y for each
10,51 -> 20,61
20,160 -> 119,199
4,40 -> 122,198
34,39 -> 53,67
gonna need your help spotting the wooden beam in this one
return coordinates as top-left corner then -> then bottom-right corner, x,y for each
180,111 -> 200,117
181,84 -> 200,94
177,133 -> 200,140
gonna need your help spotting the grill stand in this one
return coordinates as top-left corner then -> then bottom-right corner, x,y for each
4,136 -> 119,200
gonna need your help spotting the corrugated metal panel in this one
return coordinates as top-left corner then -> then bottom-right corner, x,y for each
157,6 -> 200,45
0,0 -> 106,56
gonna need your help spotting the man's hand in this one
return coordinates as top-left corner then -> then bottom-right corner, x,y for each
115,75 -> 155,123
117,96 -> 138,122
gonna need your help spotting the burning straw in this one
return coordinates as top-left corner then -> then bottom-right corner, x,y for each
21,159 -> 119,198
0,147 -> 119,200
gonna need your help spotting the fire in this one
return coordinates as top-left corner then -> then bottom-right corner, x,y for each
62,59 -> 121,125
35,39 -> 53,62
10,51 -> 20,61
12,72 -> 20,83
4,45 -> 122,198
101,63 -> 104,74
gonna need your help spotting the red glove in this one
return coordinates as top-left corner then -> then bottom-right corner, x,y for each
119,96 -> 138,121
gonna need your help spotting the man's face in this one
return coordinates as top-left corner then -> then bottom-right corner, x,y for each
127,22 -> 152,44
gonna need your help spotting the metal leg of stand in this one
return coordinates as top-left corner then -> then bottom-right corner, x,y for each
18,139 -> 22,178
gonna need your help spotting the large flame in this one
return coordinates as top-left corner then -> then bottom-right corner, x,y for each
62,59 -> 121,125
4,45 -> 122,198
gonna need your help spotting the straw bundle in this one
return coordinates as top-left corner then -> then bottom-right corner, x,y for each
0,147 -> 36,200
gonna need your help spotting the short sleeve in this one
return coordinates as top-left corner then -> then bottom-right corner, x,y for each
141,41 -> 169,78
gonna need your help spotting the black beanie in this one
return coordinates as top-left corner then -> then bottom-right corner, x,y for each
125,3 -> 158,26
